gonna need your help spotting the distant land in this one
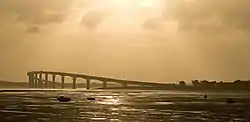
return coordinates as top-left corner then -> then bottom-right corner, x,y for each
0,80 -> 249,92
0,81 -> 28,88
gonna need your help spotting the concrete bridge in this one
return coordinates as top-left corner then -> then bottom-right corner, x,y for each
27,71 -> 170,89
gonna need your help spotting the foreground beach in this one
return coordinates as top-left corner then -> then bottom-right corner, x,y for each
0,89 -> 249,122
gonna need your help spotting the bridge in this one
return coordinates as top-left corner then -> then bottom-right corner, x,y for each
27,71 -> 171,89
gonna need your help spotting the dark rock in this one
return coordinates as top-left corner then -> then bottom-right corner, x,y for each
57,96 -> 71,102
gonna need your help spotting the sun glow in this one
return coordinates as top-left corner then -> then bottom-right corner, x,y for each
71,0 -> 165,33
93,0 -> 164,10
95,0 -> 131,9
137,0 -> 160,8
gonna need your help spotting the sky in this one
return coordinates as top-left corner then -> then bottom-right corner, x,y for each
0,0 -> 250,82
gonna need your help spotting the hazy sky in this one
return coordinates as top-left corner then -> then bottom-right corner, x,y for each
1,0 -> 250,82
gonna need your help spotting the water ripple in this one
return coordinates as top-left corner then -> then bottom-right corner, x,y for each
0,90 -> 249,121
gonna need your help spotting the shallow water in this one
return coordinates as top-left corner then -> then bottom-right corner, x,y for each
0,89 -> 249,122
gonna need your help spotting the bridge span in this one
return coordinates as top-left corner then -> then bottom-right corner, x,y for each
27,71 -> 170,89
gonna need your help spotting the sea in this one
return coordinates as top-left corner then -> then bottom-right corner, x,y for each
0,89 -> 249,122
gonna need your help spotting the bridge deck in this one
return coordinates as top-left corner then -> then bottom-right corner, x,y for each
28,71 -> 170,86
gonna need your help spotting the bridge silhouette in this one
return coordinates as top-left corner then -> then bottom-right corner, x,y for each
27,71 -> 170,89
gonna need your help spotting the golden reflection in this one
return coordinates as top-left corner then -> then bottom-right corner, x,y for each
98,97 -> 120,105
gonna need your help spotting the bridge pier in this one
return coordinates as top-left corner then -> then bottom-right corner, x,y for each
103,81 -> 107,89
28,73 -> 34,88
38,73 -> 43,88
72,77 -> 76,89
86,79 -> 90,89
34,74 -> 38,88
52,75 -> 56,89
61,76 -> 65,89
44,74 -> 48,88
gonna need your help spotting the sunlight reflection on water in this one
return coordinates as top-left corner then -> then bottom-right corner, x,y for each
97,98 -> 120,105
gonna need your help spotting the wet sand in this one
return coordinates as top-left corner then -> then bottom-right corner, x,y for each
0,89 -> 250,122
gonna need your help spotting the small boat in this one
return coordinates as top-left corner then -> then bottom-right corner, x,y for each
87,97 -> 96,101
227,98 -> 235,104
203,95 -> 208,99
57,96 -> 71,102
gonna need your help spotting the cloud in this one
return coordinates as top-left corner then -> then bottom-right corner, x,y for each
0,0 -> 71,25
26,26 -> 40,34
81,10 -> 104,30
47,13 -> 66,23
15,12 -> 67,25
142,18 -> 164,31
161,0 -> 250,33
157,0 -> 250,80
1,0 -> 250,81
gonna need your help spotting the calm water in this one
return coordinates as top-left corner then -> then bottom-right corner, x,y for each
0,89 -> 250,122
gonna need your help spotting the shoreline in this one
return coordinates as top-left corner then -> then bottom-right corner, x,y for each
0,87 -> 249,93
